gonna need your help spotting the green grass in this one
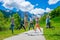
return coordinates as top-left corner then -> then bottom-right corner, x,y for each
44,23 -> 60,40
40,17 -> 60,40
0,28 -> 28,40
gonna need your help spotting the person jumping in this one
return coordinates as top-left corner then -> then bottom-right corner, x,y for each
34,17 -> 41,32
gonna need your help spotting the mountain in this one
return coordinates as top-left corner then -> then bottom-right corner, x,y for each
0,9 -> 16,18
0,7 -> 33,20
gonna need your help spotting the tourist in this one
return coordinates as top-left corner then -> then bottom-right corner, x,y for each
29,18 -> 34,30
46,15 -> 50,28
11,17 -> 14,34
34,17 -> 41,32
19,19 -> 26,31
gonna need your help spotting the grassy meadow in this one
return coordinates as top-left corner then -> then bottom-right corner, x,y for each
40,17 -> 60,40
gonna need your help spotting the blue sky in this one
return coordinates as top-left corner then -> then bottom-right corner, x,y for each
26,0 -> 60,9
0,0 -> 60,14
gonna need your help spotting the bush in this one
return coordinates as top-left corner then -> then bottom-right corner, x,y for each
0,26 -> 8,31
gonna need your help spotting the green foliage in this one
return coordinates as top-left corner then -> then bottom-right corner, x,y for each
0,11 -> 21,31
0,11 -> 6,31
13,13 -> 21,29
40,13 -> 48,25
50,6 -> 60,18
40,15 -> 46,21
51,17 -> 60,23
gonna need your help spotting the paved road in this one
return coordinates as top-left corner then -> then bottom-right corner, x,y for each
4,28 -> 45,40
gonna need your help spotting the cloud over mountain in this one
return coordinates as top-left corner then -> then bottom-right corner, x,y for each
0,0 -> 53,15
30,8 -> 45,14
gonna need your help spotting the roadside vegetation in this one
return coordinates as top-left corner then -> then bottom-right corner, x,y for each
40,6 -> 60,40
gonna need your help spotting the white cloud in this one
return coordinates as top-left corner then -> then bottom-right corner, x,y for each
0,0 -> 53,15
19,1 -> 34,12
1,0 -> 34,12
48,0 -> 60,5
30,8 -> 53,15
45,8 -> 53,12
30,8 -> 45,14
